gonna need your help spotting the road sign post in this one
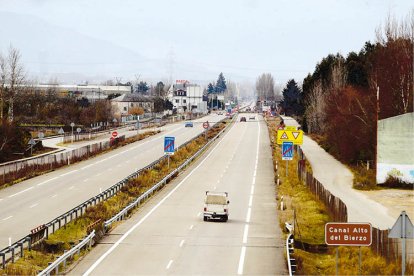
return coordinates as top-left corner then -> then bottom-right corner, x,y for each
388,211 -> 414,275
203,121 -> 210,140
282,142 -> 294,176
164,136 -> 175,169
325,222 -> 372,275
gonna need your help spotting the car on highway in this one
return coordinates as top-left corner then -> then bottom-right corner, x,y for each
240,116 -> 247,122
203,191 -> 229,222
184,121 -> 193,127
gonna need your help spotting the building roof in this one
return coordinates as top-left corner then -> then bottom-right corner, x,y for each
112,93 -> 154,102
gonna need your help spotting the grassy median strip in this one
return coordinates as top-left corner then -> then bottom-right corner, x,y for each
0,121 -> 228,275
266,117 -> 402,275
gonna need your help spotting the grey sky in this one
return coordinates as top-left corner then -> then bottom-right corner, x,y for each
0,0 -> 412,85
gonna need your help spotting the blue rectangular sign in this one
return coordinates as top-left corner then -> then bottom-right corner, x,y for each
282,141 -> 294,160
164,136 -> 175,155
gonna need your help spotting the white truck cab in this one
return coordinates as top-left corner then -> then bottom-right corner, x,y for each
203,191 -> 229,222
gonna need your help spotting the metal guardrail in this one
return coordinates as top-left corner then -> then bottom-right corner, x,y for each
103,119 -> 229,229
38,230 -> 95,276
286,233 -> 296,275
0,118 -> 229,269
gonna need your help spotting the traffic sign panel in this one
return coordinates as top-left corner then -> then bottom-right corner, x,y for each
112,131 -> 118,138
203,121 -> 210,129
282,142 -> 294,160
277,129 -> 303,145
325,222 -> 372,246
164,136 -> 175,155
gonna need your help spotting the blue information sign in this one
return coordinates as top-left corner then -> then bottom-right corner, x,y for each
164,136 -> 175,155
282,141 -> 294,160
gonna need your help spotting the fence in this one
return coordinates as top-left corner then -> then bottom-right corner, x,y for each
296,149 -> 406,265
0,118 -> 228,269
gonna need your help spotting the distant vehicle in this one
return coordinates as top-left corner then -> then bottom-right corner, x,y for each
240,117 -> 247,122
185,121 -> 193,127
203,191 -> 229,222
249,116 -> 255,120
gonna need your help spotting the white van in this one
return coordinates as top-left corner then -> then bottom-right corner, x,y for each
203,191 -> 229,222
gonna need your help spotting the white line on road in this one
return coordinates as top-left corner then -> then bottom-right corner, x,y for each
60,170 -> 78,177
166,260 -> 173,270
179,240 -> 185,247
197,212 -> 201,217
68,186 -> 74,190
250,185 -> 255,194
213,186 -> 216,190
8,187 -> 34,198
29,203 -> 38,208
246,208 -> 251,223
189,225 -> 194,230
96,173 -> 102,177
237,246 -> 246,275
51,194 -> 57,198
252,176 -> 256,185
248,195 -> 253,207
81,164 -> 95,170
82,124 -> 232,276
2,215 -> 13,221
37,177 -> 59,186
242,225 -> 249,243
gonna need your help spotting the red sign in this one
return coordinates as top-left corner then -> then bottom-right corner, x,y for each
112,131 -> 118,138
203,121 -> 210,129
325,222 -> 372,246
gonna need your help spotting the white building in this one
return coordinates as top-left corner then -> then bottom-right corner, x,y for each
111,94 -> 154,118
168,81 -> 206,114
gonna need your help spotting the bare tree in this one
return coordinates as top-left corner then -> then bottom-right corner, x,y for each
305,80 -> 326,134
6,46 -> 25,122
0,53 -> 6,120
255,73 -> 275,101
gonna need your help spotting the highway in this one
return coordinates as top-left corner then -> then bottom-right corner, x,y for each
71,114 -> 286,275
0,114 -> 225,249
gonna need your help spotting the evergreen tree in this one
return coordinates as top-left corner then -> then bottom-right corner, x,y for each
207,83 -> 215,94
136,81 -> 150,94
280,79 -> 304,116
215,73 -> 227,93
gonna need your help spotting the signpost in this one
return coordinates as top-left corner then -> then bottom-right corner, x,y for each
282,141 -> 293,176
164,136 -> 175,168
28,138 -> 36,156
112,131 -> 118,138
277,129 -> 303,145
388,211 -> 414,275
325,222 -> 372,275
203,121 -> 210,140
70,122 -> 75,143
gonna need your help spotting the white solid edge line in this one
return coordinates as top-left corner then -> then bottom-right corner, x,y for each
29,203 -> 38,208
242,224 -> 249,244
248,195 -> 253,207
189,225 -> 194,230
8,187 -> 34,198
82,121 -> 232,276
179,240 -> 185,247
246,208 -> 251,223
237,246 -> 246,275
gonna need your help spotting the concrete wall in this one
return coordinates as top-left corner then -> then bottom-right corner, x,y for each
377,112 -> 414,183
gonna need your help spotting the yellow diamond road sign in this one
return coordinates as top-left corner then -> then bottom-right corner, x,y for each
277,129 -> 303,145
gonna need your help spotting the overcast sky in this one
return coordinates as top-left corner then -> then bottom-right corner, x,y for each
0,0 -> 412,85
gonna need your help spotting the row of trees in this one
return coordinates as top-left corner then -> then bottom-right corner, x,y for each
300,13 -> 413,163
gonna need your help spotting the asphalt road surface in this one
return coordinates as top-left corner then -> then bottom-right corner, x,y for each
71,114 -> 286,275
0,114 -> 225,249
